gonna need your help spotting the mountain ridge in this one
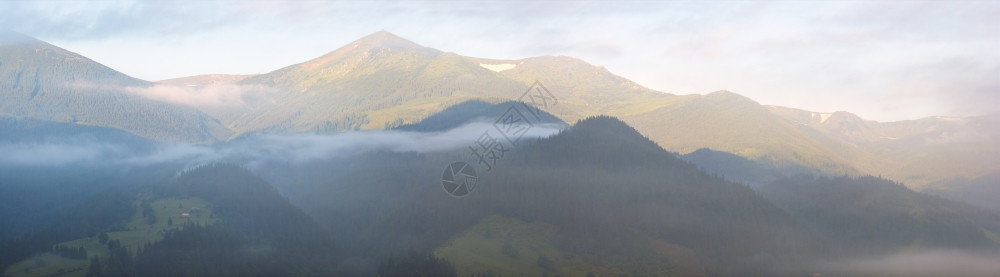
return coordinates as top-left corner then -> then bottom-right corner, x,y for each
4,29 -> 996,196
766,104 -> 1000,190
0,30 -> 231,143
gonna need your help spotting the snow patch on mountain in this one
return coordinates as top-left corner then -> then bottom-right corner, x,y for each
479,63 -> 516,72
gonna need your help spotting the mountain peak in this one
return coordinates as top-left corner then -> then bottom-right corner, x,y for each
521,115 -> 681,168
272,30 -> 439,75
824,111 -> 866,124
363,30 -> 400,40
703,90 -> 761,106
569,115 -> 660,148
573,115 -> 636,133
349,30 -> 431,52
706,90 -> 741,98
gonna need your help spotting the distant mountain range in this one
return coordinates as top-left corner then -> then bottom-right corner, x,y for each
768,106 -> 1000,190
1,29 -> 996,199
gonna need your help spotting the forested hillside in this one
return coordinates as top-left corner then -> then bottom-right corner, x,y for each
925,172 -> 1000,212
0,116 -> 175,241
681,148 -> 814,187
0,164 -> 341,277
394,100 -> 566,132
0,30 -> 230,143
270,115 -> 824,276
760,175 -> 1000,255
98,164 -> 339,276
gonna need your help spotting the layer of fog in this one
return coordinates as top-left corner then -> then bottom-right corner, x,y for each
0,121 -> 565,169
816,250 -> 1000,277
63,80 -> 275,107
125,83 -> 275,107
0,139 -> 123,166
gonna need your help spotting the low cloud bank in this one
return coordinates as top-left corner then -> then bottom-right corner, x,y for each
125,83 -> 275,107
0,121 -> 565,169
61,80 -> 274,107
817,250 -> 1000,277
0,141 -> 120,166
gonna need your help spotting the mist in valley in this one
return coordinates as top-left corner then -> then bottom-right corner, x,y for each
2,1 -> 999,276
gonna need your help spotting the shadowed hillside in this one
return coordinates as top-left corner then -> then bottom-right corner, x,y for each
283,115 -> 824,276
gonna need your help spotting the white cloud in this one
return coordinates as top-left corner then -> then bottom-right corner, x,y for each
0,142 -> 116,166
819,250 -> 1000,277
125,83 -> 275,107
0,121 -> 564,168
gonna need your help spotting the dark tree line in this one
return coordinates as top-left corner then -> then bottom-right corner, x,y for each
52,245 -> 88,260
760,174 -> 1000,256
90,239 -> 135,277
87,164 -> 340,277
376,250 -> 457,277
0,188 -> 135,273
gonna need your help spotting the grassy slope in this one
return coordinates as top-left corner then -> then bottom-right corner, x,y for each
2,254 -> 87,277
435,215 -> 659,277
626,91 -> 862,175
3,197 -> 217,277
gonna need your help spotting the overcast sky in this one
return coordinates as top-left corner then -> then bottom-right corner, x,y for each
1,0 -> 997,121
